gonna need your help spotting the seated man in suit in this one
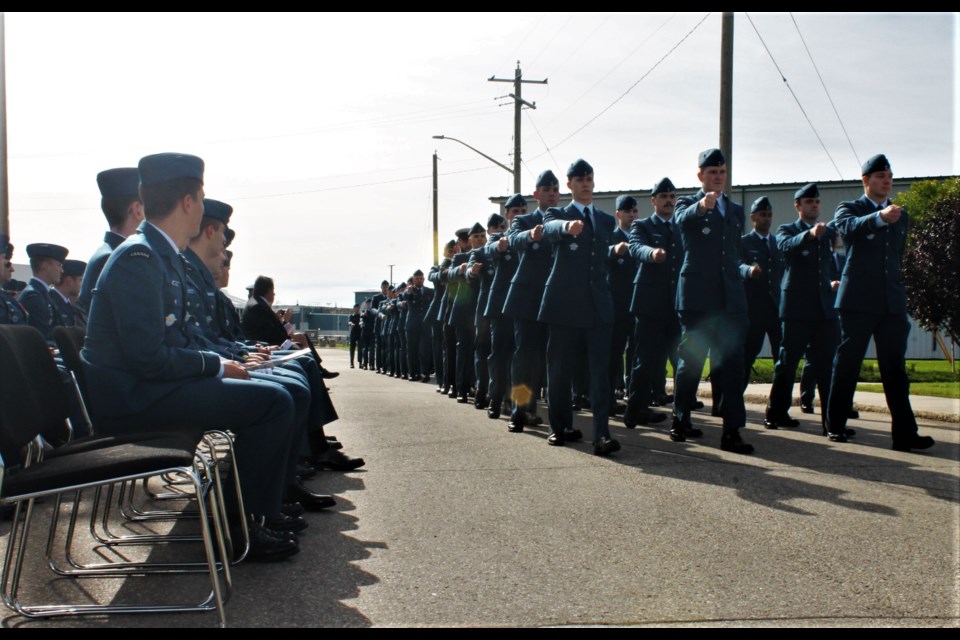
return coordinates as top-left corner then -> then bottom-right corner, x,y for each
20,243 -> 69,343
539,159 -> 620,456
81,152 -> 301,561
51,259 -> 88,330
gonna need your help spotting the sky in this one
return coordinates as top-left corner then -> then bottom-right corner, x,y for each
2,12 -> 957,307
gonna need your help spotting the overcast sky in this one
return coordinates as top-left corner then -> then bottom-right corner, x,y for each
3,12 -> 956,306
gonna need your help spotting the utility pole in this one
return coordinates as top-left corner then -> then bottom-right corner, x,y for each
387,264 -> 395,287
0,14 -> 10,252
432,151 -> 439,265
719,12 -> 734,195
488,61 -> 547,194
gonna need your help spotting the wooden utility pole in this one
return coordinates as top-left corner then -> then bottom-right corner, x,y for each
720,12 -> 734,195
432,151 -> 439,265
488,62 -> 547,194
0,14 -> 9,251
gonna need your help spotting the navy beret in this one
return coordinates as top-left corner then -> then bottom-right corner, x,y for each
455,228 -> 470,241
535,170 -> 559,188
504,194 -> 527,209
487,213 -> 506,228
698,148 -> 725,168
566,158 -> 593,178
794,183 -> 820,200
469,222 -> 485,236
202,198 -> 233,225
651,177 -> 676,195
750,196 -> 772,213
26,243 -> 68,263
861,153 -> 890,176
138,153 -> 204,187
97,168 -> 140,198
615,195 -> 638,211
61,259 -> 86,277
413,269 -> 424,277
224,227 -> 236,247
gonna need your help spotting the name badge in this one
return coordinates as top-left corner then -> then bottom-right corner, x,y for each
569,243 -> 579,251
702,227 -> 711,235
866,234 -> 875,240
505,254 -> 512,261
532,242 -> 540,250
801,250 -> 810,257
616,258 -> 624,264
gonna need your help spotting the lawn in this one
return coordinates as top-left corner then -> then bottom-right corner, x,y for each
857,382 -> 960,399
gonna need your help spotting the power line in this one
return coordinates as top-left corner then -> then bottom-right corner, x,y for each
789,12 -> 861,169
524,110 -> 561,175
745,13 -> 844,179
542,12 -> 711,155
542,16 -> 610,81
525,15 -> 575,69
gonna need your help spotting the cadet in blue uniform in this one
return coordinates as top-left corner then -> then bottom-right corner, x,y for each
467,215 -> 504,409
79,167 -> 143,312
740,197 -> 784,388
20,243 -> 69,342
51,259 -> 88,329
673,149 -> 754,454
0,242 -> 29,325
623,177 -> 680,428
607,194 -> 640,413
426,242 -> 455,387
348,304 -> 361,368
483,206 -> 522,419
764,183 -> 845,432
448,223 -> 485,402
504,171 -> 559,431
402,269 -> 434,380
539,159 -> 620,456
81,153 -> 300,560
826,154 -> 934,451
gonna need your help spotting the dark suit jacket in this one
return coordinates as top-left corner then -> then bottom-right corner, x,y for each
503,209 -> 552,321
607,226 -> 638,320
484,232 -> 519,320
741,230 -> 784,322
674,190 -> 750,314
242,295 -> 290,345
832,194 -> 909,314
628,214 -> 682,318
446,252 -> 477,328
467,241 -> 496,326
538,203 -> 616,328
776,219 -> 838,321
402,286 -> 434,333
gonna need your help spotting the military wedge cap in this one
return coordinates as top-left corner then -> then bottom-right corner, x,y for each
504,194 -> 527,209
698,148 -> 725,168
535,170 -> 558,188
138,153 -> 204,187
651,177 -> 676,195
750,196 -> 772,213
97,168 -> 140,197
487,213 -> 506,228
469,222 -> 485,236
861,154 -> 890,176
566,159 -> 593,178
794,183 -> 819,200
26,243 -> 68,263
615,195 -> 637,211
62,259 -> 87,277
202,199 -> 233,225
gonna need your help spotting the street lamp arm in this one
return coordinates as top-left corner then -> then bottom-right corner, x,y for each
432,135 -> 514,176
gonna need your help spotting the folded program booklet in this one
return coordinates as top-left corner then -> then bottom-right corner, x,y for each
244,348 -> 312,371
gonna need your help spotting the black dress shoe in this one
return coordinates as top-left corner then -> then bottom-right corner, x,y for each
321,369 -> 340,379
637,410 -> 667,425
892,435 -> 935,451
670,417 -> 703,442
487,407 -> 501,419
437,386 -> 447,394
524,414 -> 544,427
264,512 -> 308,533
314,449 -> 365,471
448,389 -> 458,399
547,433 -> 565,446
421,375 -> 432,383
720,431 -> 754,454
474,394 -> 489,410
800,404 -> 815,414
826,431 -> 848,443
297,462 -> 318,480
821,425 -> 856,438
281,502 -> 305,518
848,409 -> 860,419
246,520 -> 300,562
287,482 -> 337,510
692,400 -> 705,410
563,429 -> 583,442
764,411 -> 800,430
593,437 -> 621,456
457,394 -> 470,403
507,421 -> 524,433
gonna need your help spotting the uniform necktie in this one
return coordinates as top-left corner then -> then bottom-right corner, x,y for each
583,206 -> 593,230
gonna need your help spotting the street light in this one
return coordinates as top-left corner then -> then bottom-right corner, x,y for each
432,135 -> 515,177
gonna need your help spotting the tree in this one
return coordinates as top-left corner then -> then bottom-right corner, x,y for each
898,178 -> 960,355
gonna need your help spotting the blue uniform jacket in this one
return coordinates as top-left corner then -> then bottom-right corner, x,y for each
741,230 -> 784,321
832,195 -> 909,314
79,231 -> 126,312
446,252 -> 477,328
628,214 -> 682,318
19,277 -> 60,341
81,221 -> 221,418
503,210 -> 552,321
467,242 -> 496,327
607,226 -> 638,319
674,190 -> 751,313
537,203 -> 615,328
776,219 -> 838,321
483,232 -> 519,320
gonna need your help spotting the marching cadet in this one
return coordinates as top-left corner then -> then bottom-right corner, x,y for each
52,259 -> 88,329
370,280 -> 389,373
539,159 -> 620,455
673,148 -> 755,454
466,215 -> 504,409
622,177 -> 680,428
426,240 -> 456,389
402,269 -> 434,381
826,154 -> 934,451
503,172 -> 559,432
360,298 -> 376,370
448,223 -> 485,403
764,183 -> 842,431
607,194 -> 640,414
437,229 -> 470,396
0,242 -> 29,325
79,167 -> 143,312
483,204 -> 523,419
396,277 -> 413,379
20,243 -> 69,342
740,197 -> 784,389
